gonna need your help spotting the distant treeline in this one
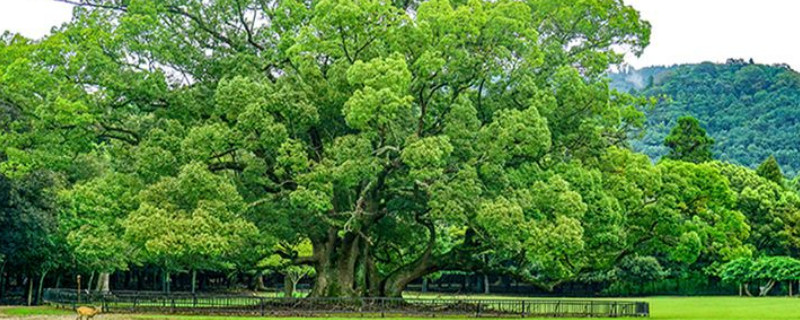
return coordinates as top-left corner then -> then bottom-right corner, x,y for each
611,60 -> 800,177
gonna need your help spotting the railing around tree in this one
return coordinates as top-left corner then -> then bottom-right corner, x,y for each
42,288 -> 649,318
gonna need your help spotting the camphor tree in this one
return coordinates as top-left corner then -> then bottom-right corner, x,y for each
5,0 -> 754,298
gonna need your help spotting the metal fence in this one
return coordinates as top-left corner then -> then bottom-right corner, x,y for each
43,288 -> 649,318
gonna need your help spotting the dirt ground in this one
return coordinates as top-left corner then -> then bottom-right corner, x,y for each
0,307 -> 135,320
0,315 -> 133,320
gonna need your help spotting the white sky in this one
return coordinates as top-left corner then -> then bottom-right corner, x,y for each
624,0 -> 800,70
1,0 -> 800,70
0,0 -> 73,38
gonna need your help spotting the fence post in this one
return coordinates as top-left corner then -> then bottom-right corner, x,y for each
475,301 -> 481,317
260,297 -> 265,316
77,275 -> 81,306
611,302 -> 616,317
521,300 -> 525,318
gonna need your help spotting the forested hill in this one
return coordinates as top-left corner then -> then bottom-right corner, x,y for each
611,61 -> 800,176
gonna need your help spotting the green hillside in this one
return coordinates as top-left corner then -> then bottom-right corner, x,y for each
612,60 -> 800,176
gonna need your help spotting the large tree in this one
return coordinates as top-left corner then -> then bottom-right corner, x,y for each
0,0 -> 697,298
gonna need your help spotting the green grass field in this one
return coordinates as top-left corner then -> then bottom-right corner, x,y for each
3,296 -> 800,320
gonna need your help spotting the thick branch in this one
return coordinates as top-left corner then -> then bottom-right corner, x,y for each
234,0 -> 265,51
380,212 -> 438,296
99,124 -> 140,144
208,161 -> 244,172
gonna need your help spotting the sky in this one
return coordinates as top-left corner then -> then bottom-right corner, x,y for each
0,0 -> 73,38
624,0 -> 800,70
1,0 -> 800,70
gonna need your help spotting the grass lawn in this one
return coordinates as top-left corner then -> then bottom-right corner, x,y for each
644,296 -> 800,320
0,305 -> 74,316
3,296 -> 800,320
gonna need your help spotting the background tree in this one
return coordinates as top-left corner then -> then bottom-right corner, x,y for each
58,172 -> 141,292
260,240 -> 315,297
722,256 -> 800,297
756,155 -> 785,186
663,116 -> 715,163
749,256 -> 800,296
607,255 -> 666,294
712,161 -> 800,256
720,258 -> 755,296
123,163 -> 262,293
0,171 -> 66,304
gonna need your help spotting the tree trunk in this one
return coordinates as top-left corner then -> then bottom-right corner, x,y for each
309,231 -> 361,297
86,271 -> 95,294
364,241 -> 382,297
161,270 -> 170,294
291,277 -> 300,297
96,272 -> 110,293
165,271 -> 171,294
422,278 -> 428,293
36,270 -> 47,305
483,274 -> 490,294
759,280 -> 775,297
380,248 -> 438,297
124,271 -> 131,290
191,269 -> 197,294
0,262 -> 5,299
153,269 -> 159,291
738,284 -> 742,296
307,203 -> 459,298
743,282 -> 753,296
253,270 -> 266,292
26,276 -> 33,306
278,275 -> 289,297
789,281 -> 793,297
